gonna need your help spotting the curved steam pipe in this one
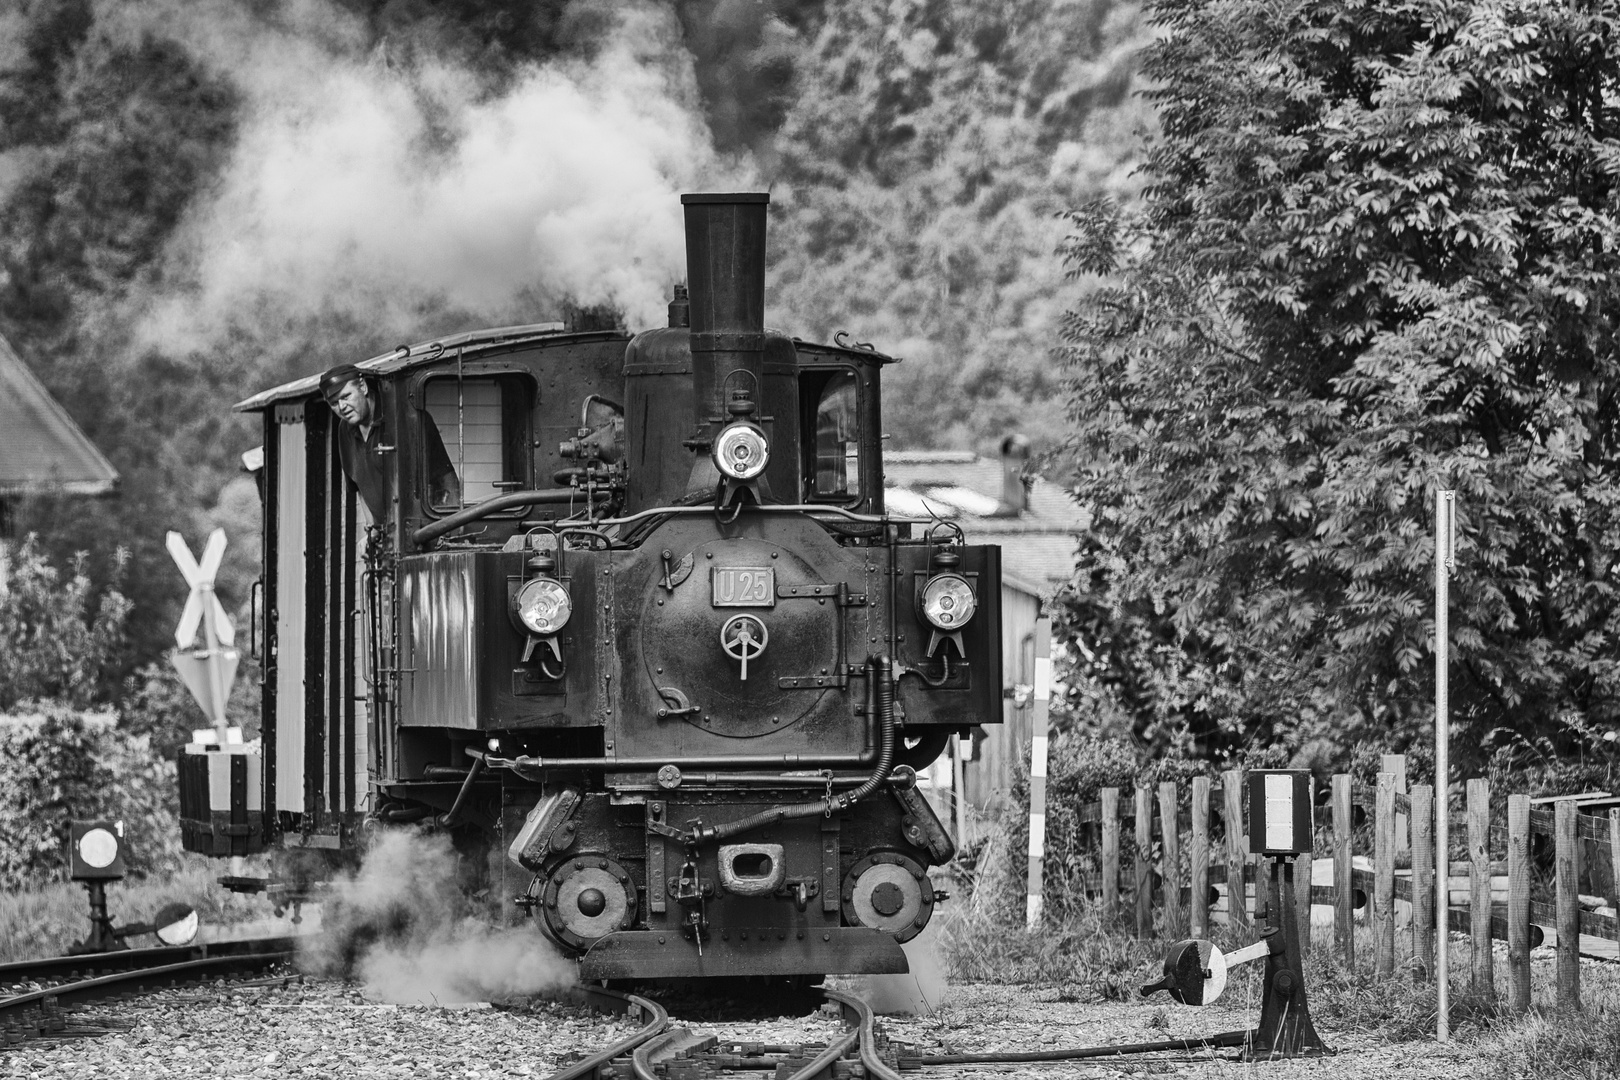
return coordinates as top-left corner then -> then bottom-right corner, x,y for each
699,655 -> 895,846
412,489 -> 610,547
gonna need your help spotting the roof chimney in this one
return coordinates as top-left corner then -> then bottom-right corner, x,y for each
994,433 -> 1031,517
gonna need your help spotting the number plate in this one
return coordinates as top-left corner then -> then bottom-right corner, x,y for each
711,567 -> 776,608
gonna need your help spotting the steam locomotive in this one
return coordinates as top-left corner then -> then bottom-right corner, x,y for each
179,193 -> 1004,980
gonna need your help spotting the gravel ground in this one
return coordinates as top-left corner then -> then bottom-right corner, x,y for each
0,971 -> 1482,1079
873,983 -> 1475,1080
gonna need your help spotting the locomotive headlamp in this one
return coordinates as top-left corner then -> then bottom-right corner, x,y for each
919,573 -> 977,630
515,577 -> 572,636
713,422 -> 769,481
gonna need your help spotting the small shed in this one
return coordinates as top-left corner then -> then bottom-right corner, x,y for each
0,334 -> 119,586
884,440 -> 1085,814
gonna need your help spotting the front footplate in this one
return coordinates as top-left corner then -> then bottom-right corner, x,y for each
579,927 -> 908,980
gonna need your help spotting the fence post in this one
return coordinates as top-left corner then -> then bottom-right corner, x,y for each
1610,808 -> 1620,959
1191,776 -> 1211,940
1223,769 -> 1248,931
1333,773 -> 1354,967
1375,771 -> 1397,977
1556,800 -> 1581,1013
1383,752 -> 1409,858
1135,785 -> 1154,937
1101,788 -> 1119,926
1506,794 -> 1531,1015
1158,781 -> 1182,938
1468,778 -> 1494,1002
1411,782 -> 1435,982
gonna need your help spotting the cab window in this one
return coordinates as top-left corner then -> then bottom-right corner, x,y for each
423,375 -> 530,510
805,369 -> 861,500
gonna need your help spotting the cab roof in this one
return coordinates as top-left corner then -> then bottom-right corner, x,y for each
233,323 -> 605,412
234,322 -> 896,412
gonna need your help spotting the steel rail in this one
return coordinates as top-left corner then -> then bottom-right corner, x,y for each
0,936 -> 297,989
919,1030 -> 1248,1065
823,988 -> 904,1080
778,1002 -> 860,1080
543,983 -> 669,1080
0,951 -> 292,1026
630,1027 -> 681,1080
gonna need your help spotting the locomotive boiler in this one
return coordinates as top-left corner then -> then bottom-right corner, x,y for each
178,192 -> 1004,980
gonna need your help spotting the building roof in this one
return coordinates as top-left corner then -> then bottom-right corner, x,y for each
883,449 -> 1086,597
0,335 -> 118,497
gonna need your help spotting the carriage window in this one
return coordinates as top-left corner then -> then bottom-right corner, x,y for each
812,370 -> 861,499
423,376 -> 529,510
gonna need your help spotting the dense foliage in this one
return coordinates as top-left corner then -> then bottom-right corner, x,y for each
769,0 -> 1151,450
0,0 -> 1150,679
0,536 -> 131,710
1059,0 -> 1620,768
0,702 -> 182,890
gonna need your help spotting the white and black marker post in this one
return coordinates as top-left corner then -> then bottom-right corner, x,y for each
168,528 -> 239,745
1026,617 -> 1052,929
1435,490 -> 1456,1040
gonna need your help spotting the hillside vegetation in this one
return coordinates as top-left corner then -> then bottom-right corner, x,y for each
0,0 -> 1147,680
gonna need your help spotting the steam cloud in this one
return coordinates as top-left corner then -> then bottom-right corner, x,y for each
301,829 -> 575,1005
118,0 -> 749,353
853,922 -> 947,1016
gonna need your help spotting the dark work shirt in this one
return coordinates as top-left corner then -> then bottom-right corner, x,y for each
336,412 -> 461,521
336,416 -> 393,522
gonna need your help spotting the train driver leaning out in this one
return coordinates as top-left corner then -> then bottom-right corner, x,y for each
320,363 -> 461,521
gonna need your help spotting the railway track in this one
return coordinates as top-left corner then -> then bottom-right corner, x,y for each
546,984 -> 901,1080
0,937 -> 296,1047
546,983 -> 1250,1079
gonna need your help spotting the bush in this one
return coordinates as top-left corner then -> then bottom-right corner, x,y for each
120,655 -> 263,761
0,701 -> 182,890
0,535 -> 132,709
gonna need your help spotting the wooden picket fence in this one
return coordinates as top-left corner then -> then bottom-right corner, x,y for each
1070,755 -> 1620,1014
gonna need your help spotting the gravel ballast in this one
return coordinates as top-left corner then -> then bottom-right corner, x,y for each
1,970 -> 1487,1080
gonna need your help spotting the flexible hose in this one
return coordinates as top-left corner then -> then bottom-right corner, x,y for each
703,655 -> 894,845
833,655 -> 894,811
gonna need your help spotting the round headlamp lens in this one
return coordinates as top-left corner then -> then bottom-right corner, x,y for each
713,423 -> 769,480
920,574 -> 977,629
516,578 -> 572,635
78,828 -> 119,869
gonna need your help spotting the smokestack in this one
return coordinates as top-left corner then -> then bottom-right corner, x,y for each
994,433 -> 1031,517
682,193 -> 768,431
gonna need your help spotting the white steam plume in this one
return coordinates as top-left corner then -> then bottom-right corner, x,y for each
117,0 -> 750,352
301,829 -> 575,1005
853,921 -> 948,1016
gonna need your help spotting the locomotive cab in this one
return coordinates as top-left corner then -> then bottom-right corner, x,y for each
192,192 -> 1005,982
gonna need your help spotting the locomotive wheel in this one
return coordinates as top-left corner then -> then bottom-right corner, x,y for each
842,851 -> 933,943
541,855 -> 638,950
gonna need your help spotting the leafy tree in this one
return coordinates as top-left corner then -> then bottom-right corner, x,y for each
1060,0 -> 1620,768
0,537 -> 132,710
769,0 -> 1154,452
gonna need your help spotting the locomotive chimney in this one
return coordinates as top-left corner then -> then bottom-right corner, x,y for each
682,192 -> 769,447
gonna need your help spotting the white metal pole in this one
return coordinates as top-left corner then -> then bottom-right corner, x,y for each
1435,489 -> 1454,1041
1025,618 -> 1053,930
951,734 -> 966,851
